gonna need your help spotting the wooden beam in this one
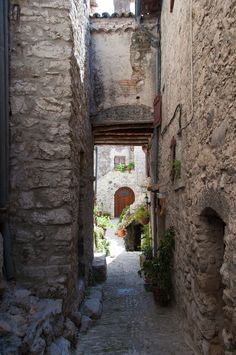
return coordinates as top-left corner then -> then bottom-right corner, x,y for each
94,132 -> 151,137
94,142 -> 148,146
94,140 -> 149,145
92,120 -> 153,127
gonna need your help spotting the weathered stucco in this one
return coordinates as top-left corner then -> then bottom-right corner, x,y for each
10,0 -> 93,310
90,17 -> 156,123
154,0 -> 236,353
96,146 -> 147,216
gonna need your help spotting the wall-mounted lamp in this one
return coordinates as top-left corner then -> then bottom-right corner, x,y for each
145,193 -> 151,207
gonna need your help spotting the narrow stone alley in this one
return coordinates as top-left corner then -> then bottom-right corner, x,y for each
75,222 -> 193,355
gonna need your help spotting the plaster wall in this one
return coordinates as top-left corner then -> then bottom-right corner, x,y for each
156,0 -> 236,353
90,17 -> 156,122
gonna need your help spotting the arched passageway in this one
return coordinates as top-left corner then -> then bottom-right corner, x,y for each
114,186 -> 135,217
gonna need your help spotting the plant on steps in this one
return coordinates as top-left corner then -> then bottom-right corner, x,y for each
94,206 -> 112,256
138,226 -> 175,306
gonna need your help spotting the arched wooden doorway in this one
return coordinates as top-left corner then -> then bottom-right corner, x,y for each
114,187 -> 135,217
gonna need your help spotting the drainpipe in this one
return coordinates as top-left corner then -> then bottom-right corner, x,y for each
135,3 -> 162,255
94,147 -> 98,199
152,11 -> 161,256
0,0 -> 15,280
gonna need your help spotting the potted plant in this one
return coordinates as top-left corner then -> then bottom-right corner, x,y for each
134,204 -> 150,225
153,226 -> 175,306
96,214 -> 114,233
138,226 -> 175,306
115,224 -> 126,237
127,161 -> 135,172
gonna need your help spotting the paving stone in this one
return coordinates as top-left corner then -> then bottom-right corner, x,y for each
48,339 -> 73,355
92,255 -> 107,283
87,287 -> 103,302
75,225 -> 194,355
80,315 -> 93,333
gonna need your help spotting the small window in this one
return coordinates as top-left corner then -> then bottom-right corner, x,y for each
170,0 -> 175,12
114,156 -> 126,167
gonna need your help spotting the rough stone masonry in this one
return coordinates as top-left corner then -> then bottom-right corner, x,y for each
153,0 -> 236,353
10,0 -> 93,311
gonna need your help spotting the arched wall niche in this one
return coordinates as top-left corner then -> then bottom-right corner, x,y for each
193,188 -> 230,354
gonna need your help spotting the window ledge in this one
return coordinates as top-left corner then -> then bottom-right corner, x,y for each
174,179 -> 185,191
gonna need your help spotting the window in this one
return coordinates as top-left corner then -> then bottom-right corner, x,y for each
114,156 -> 126,167
170,0 -> 175,13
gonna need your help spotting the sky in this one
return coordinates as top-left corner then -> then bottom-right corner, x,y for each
96,0 -> 114,14
96,0 -> 135,14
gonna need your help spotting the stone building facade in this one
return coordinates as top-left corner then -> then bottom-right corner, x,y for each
150,0 -> 236,353
9,0 -> 94,311
96,145 -> 147,216
0,0 -> 235,353
90,16 -> 156,127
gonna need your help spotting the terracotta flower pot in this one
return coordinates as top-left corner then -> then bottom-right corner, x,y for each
116,228 -> 126,237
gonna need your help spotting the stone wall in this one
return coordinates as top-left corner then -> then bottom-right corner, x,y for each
10,0 -> 93,311
70,0 -> 94,287
96,146 -> 147,216
155,0 -> 236,353
0,233 -> 3,289
90,17 -> 156,123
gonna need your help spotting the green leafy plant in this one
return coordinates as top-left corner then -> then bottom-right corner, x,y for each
96,215 -> 114,230
139,226 -> 175,306
114,161 -> 135,173
118,206 -> 130,224
134,204 -> 150,221
114,163 -> 126,172
172,159 -> 181,179
127,162 -> 135,171
94,225 -> 110,256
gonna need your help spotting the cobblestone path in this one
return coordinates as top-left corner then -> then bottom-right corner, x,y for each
75,224 -> 193,355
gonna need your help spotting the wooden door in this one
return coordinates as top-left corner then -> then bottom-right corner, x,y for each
114,187 -> 135,217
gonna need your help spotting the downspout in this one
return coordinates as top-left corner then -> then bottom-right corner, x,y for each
135,2 -> 162,255
94,147 -> 98,199
152,11 -> 161,256
0,0 -> 15,280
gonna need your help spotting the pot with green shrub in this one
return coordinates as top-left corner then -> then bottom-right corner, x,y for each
134,204 -> 150,225
138,226 -> 175,306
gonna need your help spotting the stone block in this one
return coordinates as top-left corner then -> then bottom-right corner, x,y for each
83,299 -> 102,320
70,311 -> 82,328
48,339 -> 72,355
92,255 -> 107,283
63,318 -> 78,345
80,315 -> 93,333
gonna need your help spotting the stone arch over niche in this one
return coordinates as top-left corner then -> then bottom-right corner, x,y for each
114,187 -> 135,217
194,189 -> 229,354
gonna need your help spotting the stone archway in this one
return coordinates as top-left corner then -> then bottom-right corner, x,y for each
114,187 -> 135,217
194,189 -> 229,354
197,208 -> 225,354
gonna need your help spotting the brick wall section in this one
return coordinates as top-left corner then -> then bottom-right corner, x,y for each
10,0 -> 93,311
155,0 -> 236,353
